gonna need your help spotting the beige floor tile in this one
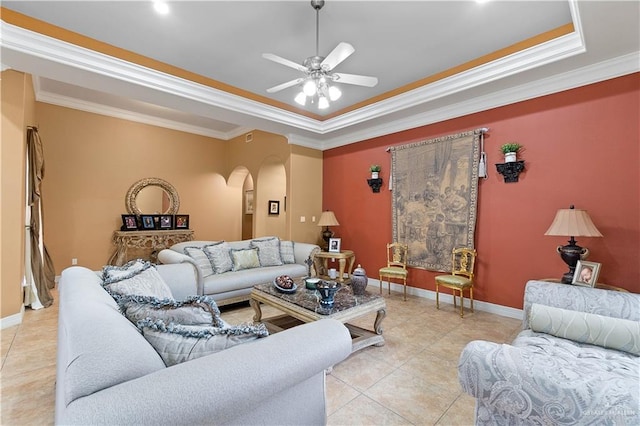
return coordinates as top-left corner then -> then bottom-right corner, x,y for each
327,394 -> 412,426
330,350 -> 397,392
1,325 -> 19,367
436,392 -> 476,426
326,374 -> 361,415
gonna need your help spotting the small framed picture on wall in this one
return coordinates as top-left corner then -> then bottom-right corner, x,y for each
572,260 -> 600,287
268,200 -> 280,215
175,214 -> 189,229
328,238 -> 341,253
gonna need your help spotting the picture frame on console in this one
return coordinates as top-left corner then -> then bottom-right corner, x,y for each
572,260 -> 600,287
175,214 -> 190,229
140,215 -> 157,230
121,214 -> 138,231
328,238 -> 341,253
159,215 -> 173,229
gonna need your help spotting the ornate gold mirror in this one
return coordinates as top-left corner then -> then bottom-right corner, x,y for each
125,177 -> 180,215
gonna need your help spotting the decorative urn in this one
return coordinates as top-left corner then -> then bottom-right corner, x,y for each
351,264 -> 368,295
316,280 -> 340,308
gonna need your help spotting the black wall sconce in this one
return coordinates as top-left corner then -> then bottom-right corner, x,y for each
496,161 -> 525,183
367,178 -> 383,193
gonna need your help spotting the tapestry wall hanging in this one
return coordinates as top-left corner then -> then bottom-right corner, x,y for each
391,129 -> 481,272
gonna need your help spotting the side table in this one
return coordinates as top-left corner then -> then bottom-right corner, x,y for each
539,278 -> 628,293
314,250 -> 356,283
108,229 -> 194,266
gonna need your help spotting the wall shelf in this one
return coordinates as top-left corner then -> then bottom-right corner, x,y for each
367,178 -> 383,193
496,161 -> 525,183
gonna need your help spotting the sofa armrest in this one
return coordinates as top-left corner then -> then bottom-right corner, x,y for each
522,280 -> 640,329
60,319 -> 352,425
157,249 -> 204,295
155,263 -> 199,300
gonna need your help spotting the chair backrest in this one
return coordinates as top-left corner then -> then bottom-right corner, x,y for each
451,247 -> 476,280
386,242 -> 408,269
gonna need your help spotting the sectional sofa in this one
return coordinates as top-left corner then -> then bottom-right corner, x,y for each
158,237 -> 320,306
56,263 -> 352,425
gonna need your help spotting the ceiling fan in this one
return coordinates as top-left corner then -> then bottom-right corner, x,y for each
263,0 -> 378,109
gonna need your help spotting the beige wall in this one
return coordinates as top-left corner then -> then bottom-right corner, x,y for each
1,70 -> 34,321
34,104 -> 323,276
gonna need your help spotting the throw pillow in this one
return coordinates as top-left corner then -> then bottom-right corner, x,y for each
230,248 -> 260,271
529,303 -> 640,356
183,246 -> 215,277
102,264 -> 174,300
117,294 -> 225,327
204,241 -> 233,274
250,237 -> 283,267
102,259 -> 150,285
280,240 -> 295,264
138,319 -> 269,366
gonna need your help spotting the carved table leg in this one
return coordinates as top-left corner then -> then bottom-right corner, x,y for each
374,308 -> 386,336
249,298 -> 263,322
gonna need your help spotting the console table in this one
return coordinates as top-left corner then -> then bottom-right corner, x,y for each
108,229 -> 194,266
313,250 -> 356,283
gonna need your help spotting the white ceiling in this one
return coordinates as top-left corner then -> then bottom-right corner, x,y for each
1,1 -> 638,150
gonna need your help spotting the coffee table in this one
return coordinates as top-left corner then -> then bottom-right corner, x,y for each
250,280 -> 386,353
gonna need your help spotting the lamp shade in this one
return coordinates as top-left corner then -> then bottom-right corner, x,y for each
544,207 -> 602,237
317,211 -> 340,227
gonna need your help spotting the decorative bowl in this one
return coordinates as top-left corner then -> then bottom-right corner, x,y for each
305,277 -> 321,290
273,279 -> 297,294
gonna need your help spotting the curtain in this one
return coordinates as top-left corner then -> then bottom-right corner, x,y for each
24,127 -> 55,308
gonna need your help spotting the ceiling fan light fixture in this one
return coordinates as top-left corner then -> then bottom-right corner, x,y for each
303,80 -> 317,96
318,96 -> 330,109
328,85 -> 342,101
294,92 -> 307,106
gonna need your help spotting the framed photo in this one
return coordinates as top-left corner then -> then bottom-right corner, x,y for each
121,214 -> 138,231
175,214 -> 189,229
140,215 -> 157,230
159,214 -> 173,229
328,237 -> 341,253
572,260 -> 601,287
268,200 -> 280,215
245,190 -> 254,214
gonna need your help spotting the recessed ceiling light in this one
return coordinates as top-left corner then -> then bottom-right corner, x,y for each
153,1 -> 170,15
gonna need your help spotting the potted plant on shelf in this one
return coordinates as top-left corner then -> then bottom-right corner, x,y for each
370,164 -> 381,179
500,143 -> 522,163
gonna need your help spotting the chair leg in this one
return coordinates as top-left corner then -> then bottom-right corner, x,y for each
379,275 -> 382,295
453,290 -> 457,309
470,287 -> 474,313
460,289 -> 464,318
435,283 -> 440,309
403,278 -> 407,301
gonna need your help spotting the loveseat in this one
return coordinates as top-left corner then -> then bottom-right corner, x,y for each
158,237 -> 319,306
458,280 -> 640,425
56,263 -> 352,425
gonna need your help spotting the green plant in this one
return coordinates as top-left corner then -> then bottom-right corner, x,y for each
500,143 -> 522,154
370,164 -> 381,172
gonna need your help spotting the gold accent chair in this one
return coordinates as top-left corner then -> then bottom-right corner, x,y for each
379,242 -> 409,300
435,247 -> 477,317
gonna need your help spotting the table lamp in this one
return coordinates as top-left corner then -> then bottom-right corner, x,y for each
317,211 -> 339,251
544,205 -> 603,283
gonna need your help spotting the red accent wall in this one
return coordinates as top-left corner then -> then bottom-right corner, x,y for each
323,73 -> 640,308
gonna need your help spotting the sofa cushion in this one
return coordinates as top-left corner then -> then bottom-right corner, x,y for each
529,303 -> 640,355
102,262 -> 173,300
205,241 -> 233,274
138,319 -> 269,366
203,264 -> 308,295
184,246 -> 215,277
230,248 -> 260,271
280,240 -> 295,264
118,294 -> 225,327
250,237 -> 283,267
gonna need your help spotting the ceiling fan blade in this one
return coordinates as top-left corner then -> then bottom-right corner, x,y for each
262,53 -> 307,72
332,73 -> 378,87
266,78 -> 305,93
320,42 -> 355,71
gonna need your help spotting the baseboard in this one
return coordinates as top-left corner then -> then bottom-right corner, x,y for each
1,306 -> 25,329
370,279 -> 523,320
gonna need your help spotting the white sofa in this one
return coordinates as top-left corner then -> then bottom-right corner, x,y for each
458,280 -> 640,425
158,238 -> 319,306
56,264 -> 352,425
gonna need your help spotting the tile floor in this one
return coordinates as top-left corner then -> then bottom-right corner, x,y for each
1,286 -> 522,425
